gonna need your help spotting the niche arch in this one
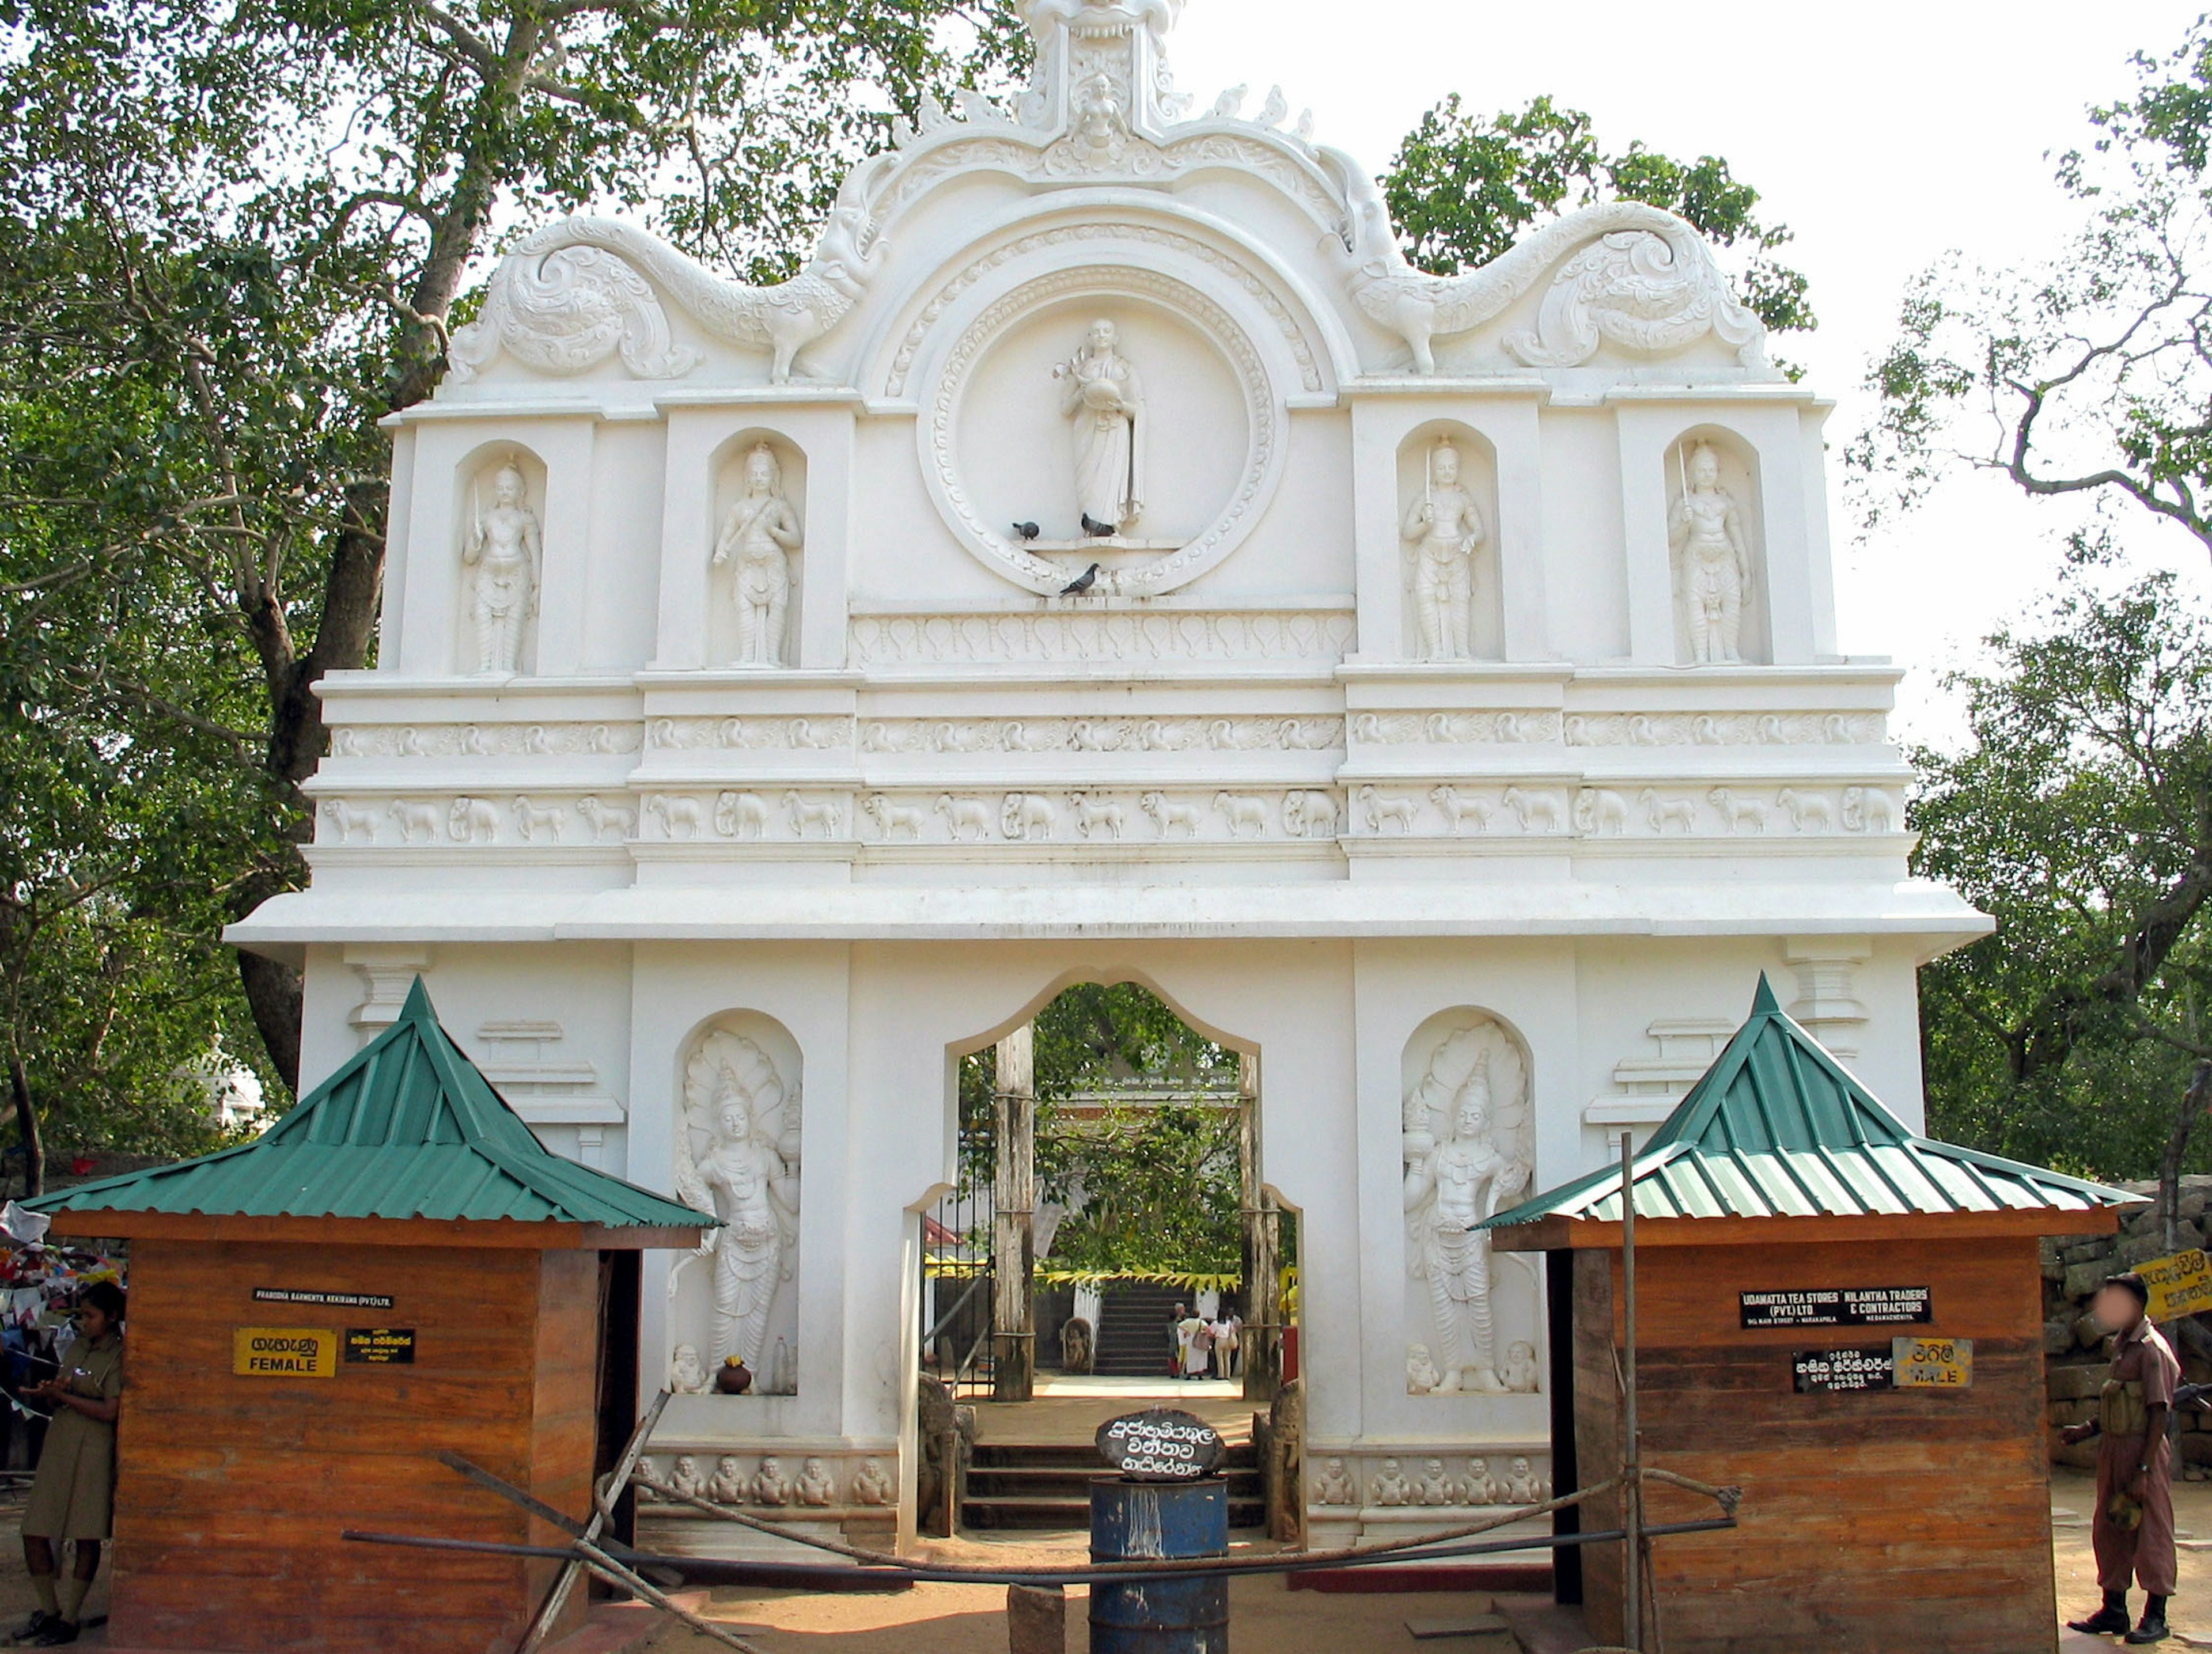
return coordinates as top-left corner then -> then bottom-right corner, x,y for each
1399,1006 -> 1541,1398
1395,421 -> 1503,662
1663,423 -> 1769,666
450,441 -> 548,677
706,430 -> 809,669
666,1008 -> 805,1396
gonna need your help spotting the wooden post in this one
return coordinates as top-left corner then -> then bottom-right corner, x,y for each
993,1024 -> 1036,1403
1239,1052 -> 1280,1403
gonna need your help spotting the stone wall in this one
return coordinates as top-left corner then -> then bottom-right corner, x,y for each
2043,1181 -> 2208,1475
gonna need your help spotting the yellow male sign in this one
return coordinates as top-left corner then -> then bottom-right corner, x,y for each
2137,1249 -> 2212,1321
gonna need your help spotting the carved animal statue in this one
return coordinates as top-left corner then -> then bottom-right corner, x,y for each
1359,786 -> 1419,834
1775,787 -> 1834,833
1215,791 -> 1268,837
1001,792 -> 1055,840
863,794 -> 924,840
1493,713 -> 1529,743
449,202 -> 889,385
448,796 -> 501,843
1708,787 -> 1767,835
1282,790 -> 1340,839
935,794 -> 992,841
1140,791 -> 1202,838
512,797 -> 567,843
715,791 -> 769,839
649,794 -> 704,840
1319,150 -> 1766,377
1069,794 -> 1126,840
786,791 -> 842,837
523,724 -> 554,754
1429,784 -> 1490,834
1840,786 -> 1895,834
1822,714 -> 1853,743
576,795 -> 636,841
1572,788 -> 1629,836
1639,789 -> 1698,835
1628,715 -> 1662,746
460,726 -> 491,757
1756,715 -> 1788,745
320,801 -> 378,844
1501,786 -> 1562,834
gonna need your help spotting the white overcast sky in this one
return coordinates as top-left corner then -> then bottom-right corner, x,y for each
1162,0 -> 2208,739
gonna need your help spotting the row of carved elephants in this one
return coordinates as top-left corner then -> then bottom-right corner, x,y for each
316,781 -> 1901,847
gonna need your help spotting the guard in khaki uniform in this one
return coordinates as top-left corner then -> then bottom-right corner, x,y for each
11,1282 -> 124,1648
2064,1272 -> 2180,1645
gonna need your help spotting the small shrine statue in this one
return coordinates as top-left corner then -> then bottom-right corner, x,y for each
1668,442 -> 1753,664
1371,1458 -> 1412,1507
669,1454 -> 705,1502
851,1457 -> 895,1506
1400,440 -> 1486,660
462,460 -> 540,674
1505,1456 -> 1545,1504
634,1458 -> 664,1504
712,442 -> 803,667
1416,1457 -> 1456,1507
1500,1340 -> 1540,1393
1055,318 -> 1143,534
751,1454 -> 794,1507
669,1342 -> 711,1395
707,1454 -> 747,1505
796,1456 -> 838,1507
1314,1456 -> 1357,1505
1406,1342 -> 1442,1395
1463,1457 -> 1499,1505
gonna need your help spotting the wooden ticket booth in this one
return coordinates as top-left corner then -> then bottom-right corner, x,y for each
1486,978 -> 2134,1654
31,980 -> 714,1654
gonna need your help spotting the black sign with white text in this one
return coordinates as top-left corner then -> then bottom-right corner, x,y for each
1740,1286 -> 1931,1329
1096,1409 -> 1225,1482
1791,1346 -> 1896,1393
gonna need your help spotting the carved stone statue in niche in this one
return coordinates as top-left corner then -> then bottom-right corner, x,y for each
713,443 -> 803,666
1400,440 -> 1486,660
1055,318 -> 1144,534
674,1028 -> 802,1389
1668,442 -> 1753,664
1403,1020 -> 1533,1393
463,461 -> 540,674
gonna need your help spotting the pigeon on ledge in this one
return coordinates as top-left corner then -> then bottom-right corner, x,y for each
1059,562 -> 1101,597
1081,513 -> 1118,538
1011,521 -> 1040,541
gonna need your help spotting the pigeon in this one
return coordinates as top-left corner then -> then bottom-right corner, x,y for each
1081,513 -> 1118,538
1059,562 -> 1102,597
1012,521 -> 1040,540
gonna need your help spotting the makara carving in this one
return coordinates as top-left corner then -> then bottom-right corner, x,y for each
1402,440 -> 1486,660
673,1029 -> 802,1390
713,444 -> 804,666
1403,1018 -> 1533,1393
463,461 -> 540,674
1669,443 -> 1754,663
1055,317 -> 1144,533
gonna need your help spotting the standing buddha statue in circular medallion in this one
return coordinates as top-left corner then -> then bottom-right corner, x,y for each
1054,318 -> 1144,536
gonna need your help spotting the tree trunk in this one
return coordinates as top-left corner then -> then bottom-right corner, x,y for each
9,1052 -> 43,1199
2157,1060 -> 2212,1252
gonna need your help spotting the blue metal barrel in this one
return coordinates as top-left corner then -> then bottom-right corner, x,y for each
1089,1477 -> 1229,1654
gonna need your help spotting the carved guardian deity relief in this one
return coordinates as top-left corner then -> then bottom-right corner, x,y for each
1666,434 -> 1764,665
460,452 -> 543,675
1402,1011 -> 1536,1394
1396,427 -> 1499,661
671,1015 -> 803,1394
709,437 -> 806,669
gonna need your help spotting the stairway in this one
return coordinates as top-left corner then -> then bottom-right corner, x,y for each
1092,1283 -> 1187,1378
963,1438 -> 1265,1531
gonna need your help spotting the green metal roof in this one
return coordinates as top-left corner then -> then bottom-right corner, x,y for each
30,979 -> 717,1231
1484,976 -> 2138,1227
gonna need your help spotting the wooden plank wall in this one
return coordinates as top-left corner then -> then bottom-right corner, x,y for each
107,1237 -> 594,1654
1574,1235 -> 2056,1654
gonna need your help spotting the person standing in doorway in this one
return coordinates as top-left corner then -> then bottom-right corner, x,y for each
14,1281 -> 125,1646
2063,1272 -> 2179,1645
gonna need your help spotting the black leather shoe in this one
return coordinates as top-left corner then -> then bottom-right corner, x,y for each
26,1623 -> 75,1648
2069,1606 -> 2131,1634
6,1612 -> 55,1647
2125,1615 -> 2170,1645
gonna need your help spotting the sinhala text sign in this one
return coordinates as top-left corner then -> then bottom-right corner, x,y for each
1096,1409 -> 1225,1481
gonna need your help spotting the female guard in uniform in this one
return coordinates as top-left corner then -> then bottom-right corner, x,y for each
13,1282 -> 124,1647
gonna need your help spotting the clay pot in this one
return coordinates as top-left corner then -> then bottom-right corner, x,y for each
714,1358 -> 753,1395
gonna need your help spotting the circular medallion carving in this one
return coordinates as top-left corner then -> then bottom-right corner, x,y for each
921,265 -> 1284,597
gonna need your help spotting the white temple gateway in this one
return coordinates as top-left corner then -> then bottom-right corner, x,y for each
233,0 -> 1985,1556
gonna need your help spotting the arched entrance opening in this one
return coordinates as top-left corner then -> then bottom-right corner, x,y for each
915,977 -> 1301,1535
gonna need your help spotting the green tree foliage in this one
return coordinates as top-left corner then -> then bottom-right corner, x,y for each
1910,574 -> 2211,1177
0,0 -> 1025,1152
1380,93 -> 1814,340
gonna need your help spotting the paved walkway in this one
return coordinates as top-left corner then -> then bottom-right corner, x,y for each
971,1384 -> 1257,1447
